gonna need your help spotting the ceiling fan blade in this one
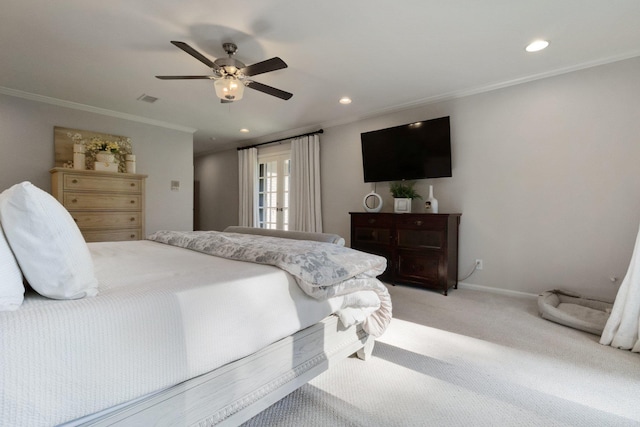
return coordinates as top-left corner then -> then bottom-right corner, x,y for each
220,99 -> 234,104
170,41 -> 219,70
155,75 -> 213,80
246,81 -> 293,100
241,57 -> 287,77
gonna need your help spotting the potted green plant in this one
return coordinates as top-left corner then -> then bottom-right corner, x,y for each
390,181 -> 421,213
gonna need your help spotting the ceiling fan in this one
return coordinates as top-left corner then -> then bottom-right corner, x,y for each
156,41 -> 293,103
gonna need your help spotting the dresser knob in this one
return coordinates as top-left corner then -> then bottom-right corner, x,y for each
130,217 -> 135,222
415,220 -> 423,226
71,198 -> 78,203
130,234 -> 135,239
130,200 -> 135,204
368,218 -> 376,224
72,179 -> 78,184
73,218 -> 78,222
130,183 -> 135,187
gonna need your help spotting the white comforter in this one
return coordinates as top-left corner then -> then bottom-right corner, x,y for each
148,230 -> 392,336
0,239 -> 390,426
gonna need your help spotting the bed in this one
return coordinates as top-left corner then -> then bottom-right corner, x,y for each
0,182 -> 392,426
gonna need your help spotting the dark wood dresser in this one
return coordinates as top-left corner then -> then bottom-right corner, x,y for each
350,212 -> 461,295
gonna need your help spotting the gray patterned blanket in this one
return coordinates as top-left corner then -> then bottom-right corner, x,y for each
148,230 -> 392,336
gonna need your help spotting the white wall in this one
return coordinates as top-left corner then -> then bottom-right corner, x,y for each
196,57 -> 640,299
0,93 -> 194,234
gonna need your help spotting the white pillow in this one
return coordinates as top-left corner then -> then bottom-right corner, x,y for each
0,182 -> 98,299
0,218 -> 24,311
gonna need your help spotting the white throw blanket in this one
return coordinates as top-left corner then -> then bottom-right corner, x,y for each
148,230 -> 392,337
600,222 -> 640,352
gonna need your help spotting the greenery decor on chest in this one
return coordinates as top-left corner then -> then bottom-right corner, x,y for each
390,181 -> 421,199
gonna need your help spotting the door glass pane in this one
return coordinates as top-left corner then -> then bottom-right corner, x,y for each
257,156 -> 290,230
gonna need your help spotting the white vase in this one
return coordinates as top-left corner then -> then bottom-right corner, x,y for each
125,154 -> 136,174
96,151 -> 115,164
73,143 -> 85,170
425,185 -> 438,213
363,191 -> 382,213
94,150 -> 119,172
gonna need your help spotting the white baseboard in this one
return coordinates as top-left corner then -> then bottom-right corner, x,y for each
458,281 -> 538,299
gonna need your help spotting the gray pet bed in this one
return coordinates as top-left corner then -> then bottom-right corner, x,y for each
538,289 -> 613,335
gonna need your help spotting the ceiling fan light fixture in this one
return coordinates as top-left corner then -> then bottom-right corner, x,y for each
158,41 -> 292,102
214,76 -> 244,101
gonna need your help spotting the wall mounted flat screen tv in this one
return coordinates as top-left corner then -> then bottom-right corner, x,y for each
360,116 -> 452,183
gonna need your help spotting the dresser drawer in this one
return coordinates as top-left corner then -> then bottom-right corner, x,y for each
353,227 -> 392,246
396,250 -> 443,285
395,214 -> 447,229
351,213 -> 393,228
70,212 -> 141,229
64,174 -> 142,193
396,228 -> 445,249
64,193 -> 142,210
82,229 -> 141,243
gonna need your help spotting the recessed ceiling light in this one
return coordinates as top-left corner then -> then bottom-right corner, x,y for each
240,128 -> 250,133
339,97 -> 352,105
525,40 -> 549,53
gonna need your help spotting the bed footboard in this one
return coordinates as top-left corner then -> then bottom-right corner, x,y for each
356,335 -> 375,361
80,316 -> 370,426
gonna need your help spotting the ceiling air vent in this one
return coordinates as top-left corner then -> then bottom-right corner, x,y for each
137,94 -> 159,103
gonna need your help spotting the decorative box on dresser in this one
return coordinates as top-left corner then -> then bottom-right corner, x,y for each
50,168 -> 147,242
350,212 -> 461,295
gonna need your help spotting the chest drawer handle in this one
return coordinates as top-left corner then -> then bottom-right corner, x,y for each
130,183 -> 135,187
415,220 -> 423,226
130,234 -> 136,239
367,218 -> 376,224
130,200 -> 135,204
71,179 -> 78,184
71,198 -> 78,203
73,218 -> 78,222
130,217 -> 136,222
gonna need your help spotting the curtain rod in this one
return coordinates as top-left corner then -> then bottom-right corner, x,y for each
237,129 -> 324,151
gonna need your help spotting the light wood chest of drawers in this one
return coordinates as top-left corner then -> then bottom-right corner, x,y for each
50,168 -> 147,242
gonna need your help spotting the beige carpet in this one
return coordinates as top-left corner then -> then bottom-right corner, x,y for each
243,285 -> 640,426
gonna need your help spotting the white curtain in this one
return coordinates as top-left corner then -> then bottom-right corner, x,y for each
290,134 -> 322,232
238,147 -> 258,227
600,222 -> 640,352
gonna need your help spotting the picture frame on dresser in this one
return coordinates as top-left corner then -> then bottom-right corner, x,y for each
50,168 -> 147,242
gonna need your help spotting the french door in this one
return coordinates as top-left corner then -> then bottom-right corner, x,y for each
257,153 -> 290,230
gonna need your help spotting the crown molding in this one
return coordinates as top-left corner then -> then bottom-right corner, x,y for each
319,51 -> 640,131
0,86 -> 197,134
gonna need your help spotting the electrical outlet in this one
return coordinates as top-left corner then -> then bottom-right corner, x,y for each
475,259 -> 483,270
